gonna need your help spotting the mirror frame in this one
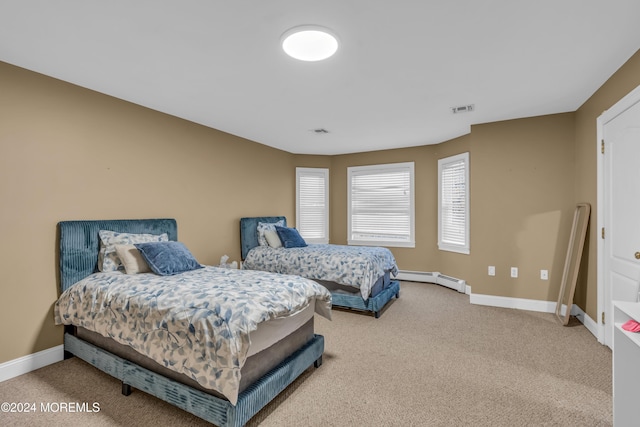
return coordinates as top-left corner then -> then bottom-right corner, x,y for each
556,203 -> 591,325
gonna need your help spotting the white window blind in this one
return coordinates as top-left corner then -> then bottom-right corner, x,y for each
348,162 -> 415,247
438,152 -> 469,254
296,168 -> 329,244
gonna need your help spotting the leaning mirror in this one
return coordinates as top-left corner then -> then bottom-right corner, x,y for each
556,203 -> 591,325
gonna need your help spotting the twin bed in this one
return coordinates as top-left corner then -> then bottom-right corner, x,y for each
240,216 -> 400,318
55,219 -> 331,427
54,216 -> 399,426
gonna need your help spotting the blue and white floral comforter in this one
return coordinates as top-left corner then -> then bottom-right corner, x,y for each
54,266 -> 332,405
243,244 -> 398,299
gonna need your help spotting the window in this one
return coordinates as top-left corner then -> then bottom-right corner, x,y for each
348,162 -> 415,247
438,152 -> 469,254
296,167 -> 329,244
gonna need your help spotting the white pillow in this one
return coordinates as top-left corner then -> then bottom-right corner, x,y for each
115,244 -> 151,274
256,220 -> 284,246
264,229 -> 282,248
98,230 -> 169,272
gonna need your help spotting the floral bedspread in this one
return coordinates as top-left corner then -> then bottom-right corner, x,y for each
54,266 -> 332,405
243,244 -> 398,299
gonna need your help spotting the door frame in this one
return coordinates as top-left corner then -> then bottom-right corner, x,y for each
596,83 -> 640,346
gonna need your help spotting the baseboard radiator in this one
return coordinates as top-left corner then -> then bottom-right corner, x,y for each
396,270 -> 466,293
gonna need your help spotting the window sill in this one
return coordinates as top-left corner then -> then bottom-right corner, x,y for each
348,240 -> 415,248
438,244 -> 470,255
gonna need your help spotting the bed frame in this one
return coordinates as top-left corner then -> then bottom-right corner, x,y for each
58,219 -> 324,427
240,216 -> 400,318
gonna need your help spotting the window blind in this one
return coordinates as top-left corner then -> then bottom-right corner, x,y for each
296,168 -> 328,243
348,162 -> 414,247
438,153 -> 469,253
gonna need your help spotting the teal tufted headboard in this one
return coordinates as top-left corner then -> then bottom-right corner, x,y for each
58,219 -> 177,293
239,216 -> 286,260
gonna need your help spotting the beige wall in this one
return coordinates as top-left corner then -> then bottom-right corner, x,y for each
0,62 -> 297,363
466,114 -> 575,300
2,47 -> 639,365
326,115 -> 576,302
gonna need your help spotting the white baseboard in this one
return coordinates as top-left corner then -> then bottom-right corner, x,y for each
398,270 -> 596,338
570,304 -> 598,337
0,345 -> 64,383
470,293 -> 557,313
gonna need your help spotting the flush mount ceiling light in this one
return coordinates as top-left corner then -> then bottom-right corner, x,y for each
281,25 -> 339,61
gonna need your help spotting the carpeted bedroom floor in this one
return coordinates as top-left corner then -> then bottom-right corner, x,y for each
0,281 -> 612,426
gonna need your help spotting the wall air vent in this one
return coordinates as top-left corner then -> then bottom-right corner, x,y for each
451,104 -> 475,114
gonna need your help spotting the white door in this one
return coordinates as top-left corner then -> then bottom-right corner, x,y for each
601,90 -> 640,348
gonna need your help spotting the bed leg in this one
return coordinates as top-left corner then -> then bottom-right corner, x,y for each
122,382 -> 132,396
63,326 -> 76,360
314,356 -> 323,368
396,291 -> 400,299
374,311 -> 380,319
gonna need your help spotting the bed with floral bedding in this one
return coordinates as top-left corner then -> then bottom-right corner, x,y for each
56,219 -> 331,427
240,216 -> 400,318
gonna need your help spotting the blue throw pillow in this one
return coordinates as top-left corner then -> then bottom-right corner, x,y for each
134,241 -> 203,276
275,226 -> 307,248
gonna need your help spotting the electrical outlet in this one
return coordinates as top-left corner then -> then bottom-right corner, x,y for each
510,267 -> 518,278
540,270 -> 549,280
488,266 -> 495,276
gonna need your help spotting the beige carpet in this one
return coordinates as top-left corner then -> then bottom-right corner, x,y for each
0,282 -> 612,426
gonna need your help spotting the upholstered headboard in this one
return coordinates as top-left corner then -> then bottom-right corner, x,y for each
239,216 -> 287,260
58,219 -> 178,293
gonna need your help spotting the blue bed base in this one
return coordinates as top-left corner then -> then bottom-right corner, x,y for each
58,219 -> 324,427
240,216 -> 400,318
64,332 -> 323,427
331,280 -> 400,318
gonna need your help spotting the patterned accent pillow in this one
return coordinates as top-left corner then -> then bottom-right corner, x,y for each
98,230 -> 169,272
135,241 -> 203,276
257,220 -> 284,246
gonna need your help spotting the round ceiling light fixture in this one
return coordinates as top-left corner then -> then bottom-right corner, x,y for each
281,25 -> 339,61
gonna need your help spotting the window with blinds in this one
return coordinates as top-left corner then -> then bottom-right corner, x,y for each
438,152 -> 470,254
296,168 -> 329,244
347,162 -> 415,247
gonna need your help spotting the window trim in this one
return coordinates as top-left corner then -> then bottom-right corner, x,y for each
296,167 -> 329,244
347,162 -> 415,248
438,152 -> 470,254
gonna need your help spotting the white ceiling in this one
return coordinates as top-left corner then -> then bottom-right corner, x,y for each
2,1 -> 640,155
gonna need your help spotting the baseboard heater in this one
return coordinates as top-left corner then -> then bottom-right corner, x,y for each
396,270 -> 466,293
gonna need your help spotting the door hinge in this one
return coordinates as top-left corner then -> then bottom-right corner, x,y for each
601,227 -> 605,239
601,139 -> 605,154
602,311 -> 605,325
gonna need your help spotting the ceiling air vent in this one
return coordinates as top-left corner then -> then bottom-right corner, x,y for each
451,104 -> 475,114
311,128 -> 329,134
